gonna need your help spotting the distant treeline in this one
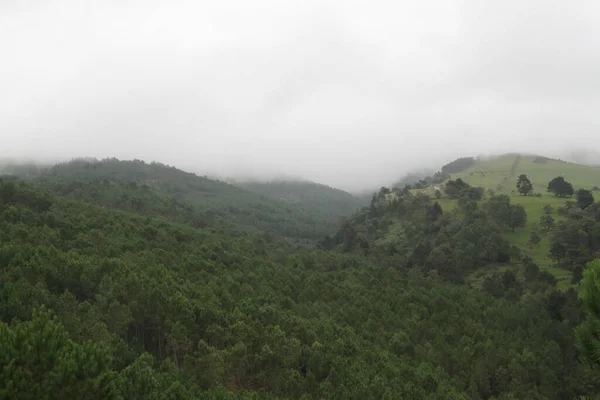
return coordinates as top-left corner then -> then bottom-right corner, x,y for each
440,157 -> 475,174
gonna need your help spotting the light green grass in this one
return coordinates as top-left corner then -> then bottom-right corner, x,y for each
409,154 -> 600,290
446,153 -> 600,289
454,154 -> 600,194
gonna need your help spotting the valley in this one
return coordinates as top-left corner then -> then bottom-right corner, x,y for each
1,154 -> 600,399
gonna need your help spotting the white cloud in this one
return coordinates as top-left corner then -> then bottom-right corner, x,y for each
2,0 -> 600,190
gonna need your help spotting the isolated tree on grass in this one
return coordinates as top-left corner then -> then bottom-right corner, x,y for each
516,174 -> 533,196
576,188 -> 594,209
547,176 -> 574,197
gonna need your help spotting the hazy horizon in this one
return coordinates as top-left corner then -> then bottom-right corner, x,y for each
3,1 -> 600,191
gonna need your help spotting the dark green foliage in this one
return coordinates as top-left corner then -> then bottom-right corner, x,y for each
538,271 -> 558,286
0,307 -> 120,399
483,270 -> 521,300
516,174 -> 533,196
524,261 -> 540,282
572,265 -> 584,284
508,204 -> 527,231
528,231 -> 541,248
547,176 -> 575,197
444,179 -> 484,200
0,174 -> 597,398
441,157 -> 475,174
576,260 -> 600,368
24,158 -> 343,240
539,214 -> 556,233
485,195 -> 527,231
548,205 -> 600,267
577,189 -> 595,210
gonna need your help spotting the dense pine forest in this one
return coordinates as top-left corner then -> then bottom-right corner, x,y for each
2,158 -> 600,399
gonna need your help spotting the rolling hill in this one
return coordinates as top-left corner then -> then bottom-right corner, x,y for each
1,156 -> 599,398
1,158 -> 354,240
452,153 -> 600,194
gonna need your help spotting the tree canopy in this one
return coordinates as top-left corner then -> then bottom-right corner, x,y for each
0,163 -> 599,399
516,174 -> 533,196
547,176 -> 574,197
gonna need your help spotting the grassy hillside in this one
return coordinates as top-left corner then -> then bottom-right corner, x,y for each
436,154 -> 600,289
238,180 -> 365,223
453,153 -> 600,194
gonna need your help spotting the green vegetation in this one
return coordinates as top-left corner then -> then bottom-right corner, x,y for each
548,176 -> 575,197
2,155 -> 600,399
516,174 -> 533,196
452,154 -> 600,195
238,179 -> 364,224
7,158 -> 355,241
577,260 -> 600,368
412,154 -> 600,287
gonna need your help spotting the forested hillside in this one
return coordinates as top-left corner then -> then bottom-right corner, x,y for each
1,158 -> 345,240
2,172 -> 600,399
238,180 -> 364,223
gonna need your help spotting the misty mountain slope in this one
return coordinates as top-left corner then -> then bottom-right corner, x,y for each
237,180 -> 366,222
24,158 -> 343,240
452,154 -> 600,194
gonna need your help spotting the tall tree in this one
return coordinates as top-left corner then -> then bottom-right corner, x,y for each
516,174 -> 533,196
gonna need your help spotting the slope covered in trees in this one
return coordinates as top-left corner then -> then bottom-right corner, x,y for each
2,162 -> 600,398
238,180 -> 365,223
4,158 -> 347,240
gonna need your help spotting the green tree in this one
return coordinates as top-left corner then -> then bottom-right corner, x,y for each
524,261 -> 540,282
539,214 -> 556,233
577,189 -> 595,209
576,260 -> 600,368
528,231 -> 541,248
0,308 -> 120,400
548,176 -> 574,197
508,204 -> 527,231
516,174 -> 533,196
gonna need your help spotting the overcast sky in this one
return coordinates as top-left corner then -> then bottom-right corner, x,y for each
2,0 -> 600,191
